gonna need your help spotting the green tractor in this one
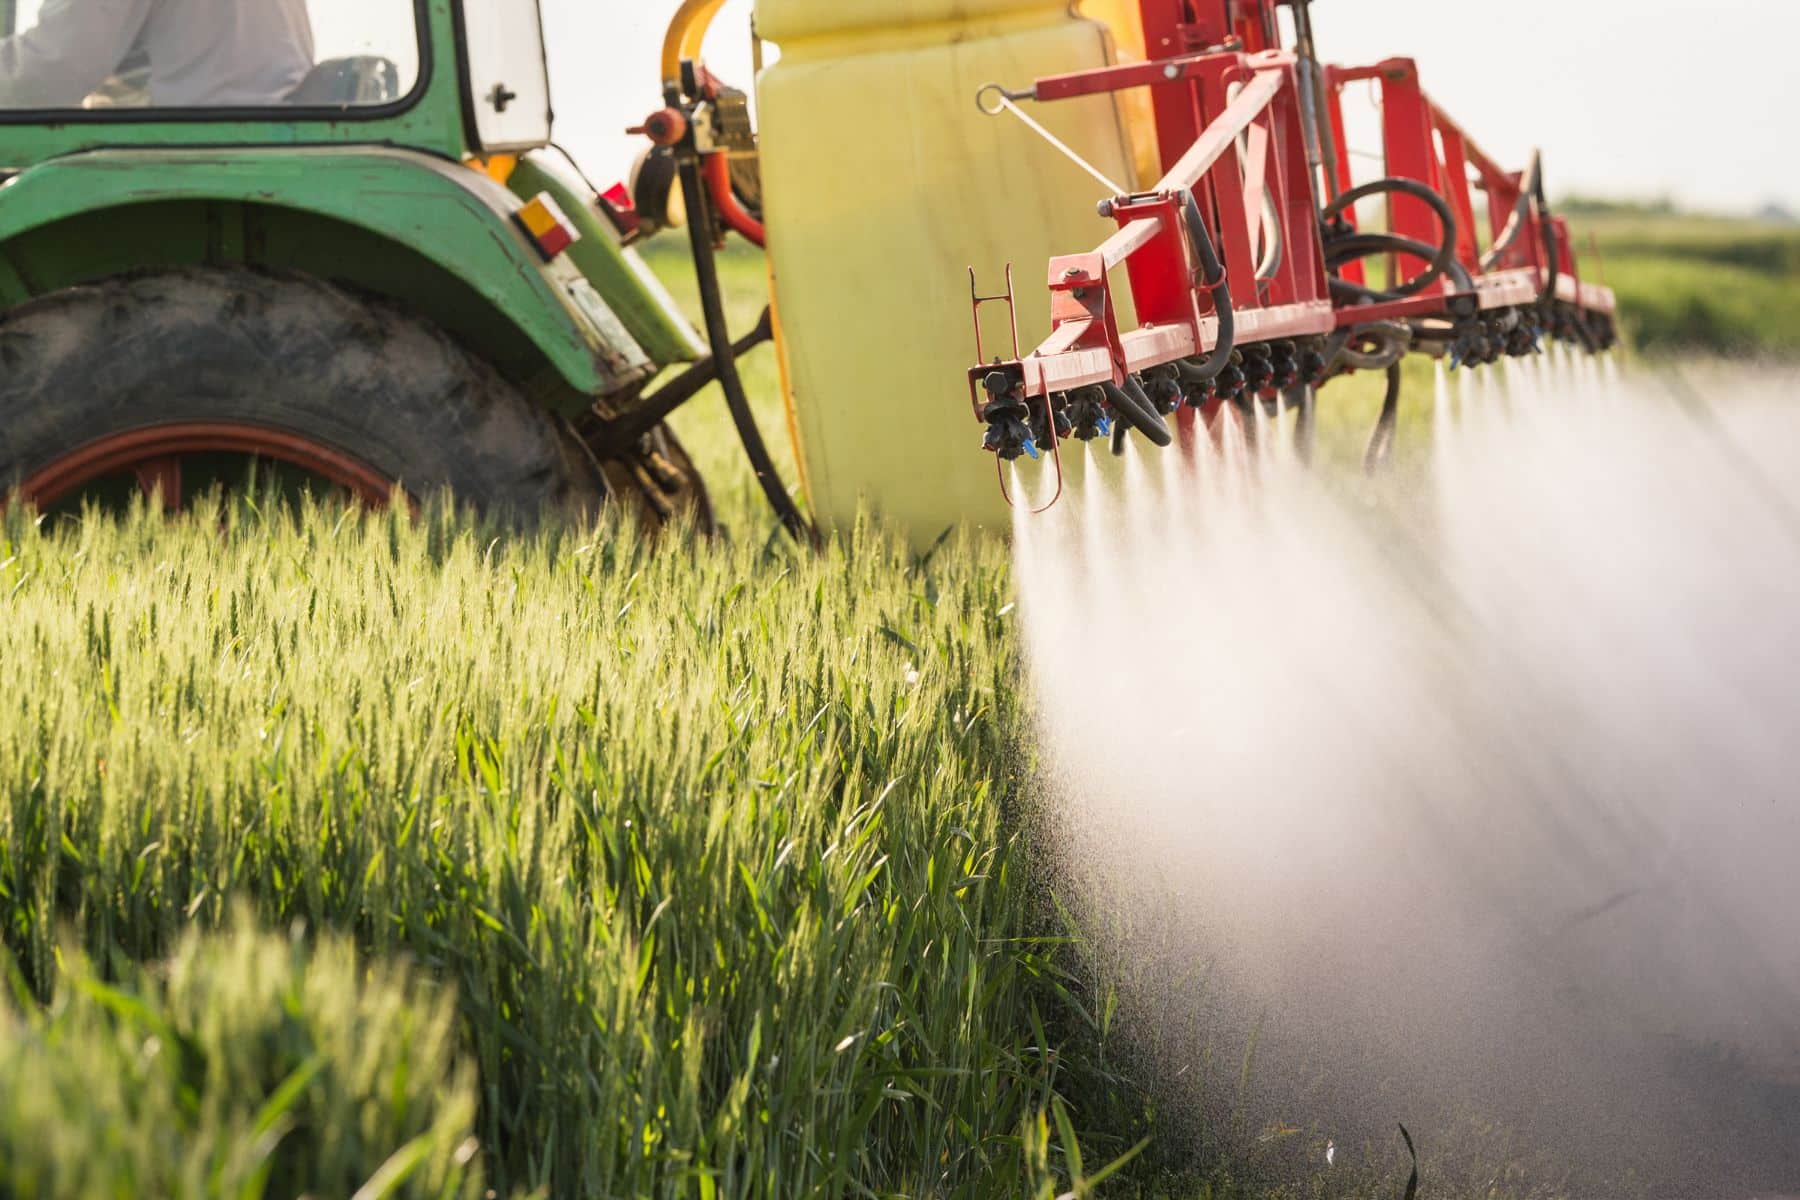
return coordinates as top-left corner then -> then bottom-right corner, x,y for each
0,0 -> 745,524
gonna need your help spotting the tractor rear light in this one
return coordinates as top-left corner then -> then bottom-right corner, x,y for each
598,182 -> 641,243
515,192 -> 580,261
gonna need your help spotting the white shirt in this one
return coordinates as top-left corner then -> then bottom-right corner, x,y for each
0,0 -> 315,108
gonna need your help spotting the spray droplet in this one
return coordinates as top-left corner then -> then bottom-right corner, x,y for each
1009,360 -> 1800,1188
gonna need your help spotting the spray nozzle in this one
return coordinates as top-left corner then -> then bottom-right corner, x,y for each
1299,343 -> 1330,386
979,369 -> 1036,459
1141,364 -> 1185,416
1030,392 -> 1074,449
1065,385 -> 1112,440
1268,340 -> 1300,390
1209,349 -> 1250,404
982,416 -> 1037,460
1240,343 -> 1275,394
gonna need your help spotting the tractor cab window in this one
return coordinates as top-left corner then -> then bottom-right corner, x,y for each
0,0 -> 421,111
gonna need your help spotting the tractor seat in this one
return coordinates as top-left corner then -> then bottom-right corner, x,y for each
286,56 -> 401,107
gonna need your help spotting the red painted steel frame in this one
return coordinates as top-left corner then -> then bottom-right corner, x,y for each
971,0 -> 1616,408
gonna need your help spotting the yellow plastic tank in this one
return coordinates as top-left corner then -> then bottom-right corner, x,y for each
754,0 -> 1139,542
1076,0 -> 1161,184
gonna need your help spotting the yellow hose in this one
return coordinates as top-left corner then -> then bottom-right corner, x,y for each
660,0 -> 732,84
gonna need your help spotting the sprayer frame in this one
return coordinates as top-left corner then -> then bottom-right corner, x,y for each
969,0 -> 1617,473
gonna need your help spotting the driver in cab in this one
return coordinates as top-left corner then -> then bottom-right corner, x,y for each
0,0 -> 314,108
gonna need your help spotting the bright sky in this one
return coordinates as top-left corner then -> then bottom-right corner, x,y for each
546,0 -> 1799,215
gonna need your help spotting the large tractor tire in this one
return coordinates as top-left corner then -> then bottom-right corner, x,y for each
0,268 -> 610,517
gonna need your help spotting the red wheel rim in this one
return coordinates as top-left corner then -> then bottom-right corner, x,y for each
17,423 -> 396,511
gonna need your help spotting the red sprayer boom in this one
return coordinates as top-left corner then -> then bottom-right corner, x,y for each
969,0 -> 1616,492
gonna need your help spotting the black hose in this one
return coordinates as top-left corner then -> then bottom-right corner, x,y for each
1479,151 -> 1541,272
1175,188 -> 1236,385
1286,381 -> 1316,464
1290,0 -> 1340,209
1532,161 -> 1562,309
1121,375 -> 1173,444
1320,327 -> 1353,368
1321,177 -> 1465,301
1405,317 -> 1458,347
1102,377 -> 1173,447
677,156 -> 815,544
1338,320 -> 1413,371
1363,362 -> 1404,474
1475,152 -> 1561,311
1327,232 -> 1473,307
1109,420 -> 1130,457
1319,176 -> 1453,241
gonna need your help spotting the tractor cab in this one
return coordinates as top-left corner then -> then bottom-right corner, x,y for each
0,0 -> 707,519
0,0 -> 556,213
0,0 -> 418,110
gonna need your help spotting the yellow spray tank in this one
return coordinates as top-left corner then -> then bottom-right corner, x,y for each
752,0 -> 1147,542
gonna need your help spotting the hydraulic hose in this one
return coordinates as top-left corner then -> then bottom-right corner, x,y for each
677,155 -> 815,543
1319,327 -> 1353,371
1363,362 -> 1404,473
1174,189 -> 1237,385
1479,151 -> 1542,273
1533,162 -> 1562,309
1337,320 -> 1413,371
1102,377 -> 1173,448
1326,232 -> 1473,304
1321,177 -> 1467,301
1478,151 -> 1563,310
1287,381 -> 1317,464
1290,0 -> 1341,208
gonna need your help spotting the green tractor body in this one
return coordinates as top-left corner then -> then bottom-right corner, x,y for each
0,0 -> 708,517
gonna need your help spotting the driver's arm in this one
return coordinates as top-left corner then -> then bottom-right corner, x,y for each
0,0 -> 154,107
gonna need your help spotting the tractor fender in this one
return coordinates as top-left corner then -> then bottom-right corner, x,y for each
0,146 -> 652,411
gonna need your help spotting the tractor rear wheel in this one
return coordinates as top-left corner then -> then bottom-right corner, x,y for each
0,268 -> 608,517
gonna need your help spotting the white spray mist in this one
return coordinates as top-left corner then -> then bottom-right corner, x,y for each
1012,362 -> 1800,1197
